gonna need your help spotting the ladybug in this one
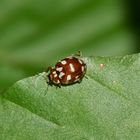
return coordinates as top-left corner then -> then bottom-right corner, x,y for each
47,55 -> 87,87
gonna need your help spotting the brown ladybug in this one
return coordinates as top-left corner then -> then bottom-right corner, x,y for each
47,55 -> 86,87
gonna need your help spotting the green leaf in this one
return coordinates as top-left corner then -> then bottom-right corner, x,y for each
1,54 -> 140,140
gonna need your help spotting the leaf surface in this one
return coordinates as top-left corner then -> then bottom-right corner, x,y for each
1,54 -> 140,140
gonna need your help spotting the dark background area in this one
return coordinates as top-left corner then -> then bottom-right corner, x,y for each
126,0 -> 140,52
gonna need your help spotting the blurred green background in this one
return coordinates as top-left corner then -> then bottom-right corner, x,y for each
0,0 -> 139,93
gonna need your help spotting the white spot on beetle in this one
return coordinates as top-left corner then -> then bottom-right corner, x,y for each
56,80 -> 60,84
81,66 -> 84,72
69,63 -> 75,72
53,71 -> 56,74
56,67 -> 63,72
67,75 -> 71,81
61,60 -> 67,65
54,74 -> 57,78
59,72 -> 65,78
76,75 -> 79,79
